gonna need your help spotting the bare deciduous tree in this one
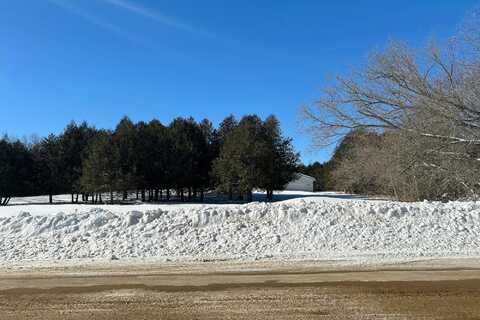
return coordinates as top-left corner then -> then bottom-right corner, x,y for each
303,13 -> 480,199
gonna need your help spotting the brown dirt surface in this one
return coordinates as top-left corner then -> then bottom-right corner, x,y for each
0,258 -> 479,319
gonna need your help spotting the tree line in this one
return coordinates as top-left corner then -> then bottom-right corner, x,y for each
302,11 -> 480,201
0,114 -> 299,205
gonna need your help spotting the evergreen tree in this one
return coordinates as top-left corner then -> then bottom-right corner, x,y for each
58,121 -> 96,202
136,119 -> 169,201
0,113 -> 301,205
0,138 -> 33,205
217,115 -> 237,142
81,131 -> 120,203
168,117 -> 208,201
197,119 -> 216,200
113,117 -> 138,199
150,120 -> 170,201
214,115 -> 298,201
259,115 -> 299,200
213,115 -> 265,201
31,134 -> 65,203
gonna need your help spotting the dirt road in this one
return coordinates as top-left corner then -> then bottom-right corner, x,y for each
0,259 -> 479,319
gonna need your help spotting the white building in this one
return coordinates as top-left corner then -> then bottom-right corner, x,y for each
284,173 -> 316,192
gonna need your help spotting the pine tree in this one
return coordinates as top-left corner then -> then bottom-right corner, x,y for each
259,115 -> 299,200
31,134 -> 65,203
214,115 -> 299,201
198,119 -> 216,200
59,121 -> 96,203
136,119 -> 168,201
113,117 -> 138,199
0,138 -> 33,205
168,117 -> 209,201
213,115 -> 266,201
81,131 -> 120,203
0,114 -> 300,205
152,120 -> 170,201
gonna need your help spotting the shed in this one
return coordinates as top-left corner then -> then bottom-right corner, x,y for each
284,173 -> 316,192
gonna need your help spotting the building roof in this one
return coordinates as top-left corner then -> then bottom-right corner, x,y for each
295,173 -> 316,181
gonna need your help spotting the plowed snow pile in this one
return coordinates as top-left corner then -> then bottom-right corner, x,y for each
0,196 -> 479,263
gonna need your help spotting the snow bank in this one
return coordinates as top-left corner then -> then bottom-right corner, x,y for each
0,197 -> 479,263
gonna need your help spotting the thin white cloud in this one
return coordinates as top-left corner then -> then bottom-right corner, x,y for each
46,0 -> 145,44
100,0 -> 216,38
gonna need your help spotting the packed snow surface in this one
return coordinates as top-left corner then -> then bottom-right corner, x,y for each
0,193 -> 479,263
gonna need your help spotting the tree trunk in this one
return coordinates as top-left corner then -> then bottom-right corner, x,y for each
71,193 -> 74,204
110,191 -> 114,204
1,197 -> 10,206
123,190 -> 128,201
141,190 -> 146,202
136,190 -> 139,200
99,193 -> 103,204
200,189 -> 204,202
2,197 -> 11,206
188,187 -> 192,201
247,190 -> 253,202
76,194 -> 79,203
49,194 -> 53,204
160,189 -> 163,201
167,189 -> 170,201
267,190 -> 273,201
155,189 -> 159,202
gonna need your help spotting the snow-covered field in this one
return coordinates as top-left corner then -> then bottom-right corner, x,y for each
0,192 -> 479,265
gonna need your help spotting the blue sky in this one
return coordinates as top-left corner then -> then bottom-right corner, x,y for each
0,0 -> 478,163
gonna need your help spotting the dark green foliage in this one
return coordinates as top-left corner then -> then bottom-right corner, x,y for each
213,115 -> 263,201
80,130 -> 120,202
258,115 -> 299,200
0,138 -> 33,205
58,121 -> 97,201
113,117 -> 139,195
213,115 -> 299,201
216,115 -> 237,146
136,119 -> 170,199
0,114 -> 299,204
209,115 -> 237,186
168,118 -> 209,200
31,134 -> 66,203
198,119 -> 216,195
